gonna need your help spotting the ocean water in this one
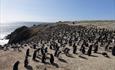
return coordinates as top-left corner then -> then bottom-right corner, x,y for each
0,25 -> 17,45
0,22 -> 42,45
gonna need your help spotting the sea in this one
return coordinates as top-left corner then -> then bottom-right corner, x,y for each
0,22 -> 44,45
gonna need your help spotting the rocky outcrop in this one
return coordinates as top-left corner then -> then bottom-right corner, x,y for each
6,26 -> 34,44
6,23 -> 57,44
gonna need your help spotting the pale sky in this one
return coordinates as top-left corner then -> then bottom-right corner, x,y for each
0,0 -> 115,23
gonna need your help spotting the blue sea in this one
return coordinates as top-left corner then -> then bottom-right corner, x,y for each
0,22 -> 43,45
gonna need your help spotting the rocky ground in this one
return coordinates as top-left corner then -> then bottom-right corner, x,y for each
0,45 -> 115,70
0,21 -> 115,70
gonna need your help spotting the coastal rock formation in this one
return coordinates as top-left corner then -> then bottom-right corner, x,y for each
6,26 -> 34,44
6,23 -> 57,44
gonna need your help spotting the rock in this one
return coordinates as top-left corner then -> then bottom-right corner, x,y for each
6,26 -> 33,44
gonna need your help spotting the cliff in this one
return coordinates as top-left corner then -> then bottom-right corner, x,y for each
6,23 -> 58,44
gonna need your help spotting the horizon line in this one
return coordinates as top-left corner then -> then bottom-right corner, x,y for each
1,19 -> 115,24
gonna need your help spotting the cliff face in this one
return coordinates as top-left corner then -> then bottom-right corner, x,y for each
6,26 -> 34,44
6,23 -> 57,44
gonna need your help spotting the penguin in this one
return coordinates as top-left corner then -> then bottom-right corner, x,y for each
42,53 -> 46,63
32,50 -> 37,61
73,43 -> 77,54
112,46 -> 115,56
94,44 -> 98,53
80,44 -> 86,54
50,54 -> 54,64
87,45 -> 92,56
13,61 -> 20,70
33,44 -> 37,49
24,57 -> 29,67
26,48 -> 30,57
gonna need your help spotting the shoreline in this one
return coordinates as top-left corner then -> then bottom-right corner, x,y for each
0,39 -> 9,46
0,33 -> 10,45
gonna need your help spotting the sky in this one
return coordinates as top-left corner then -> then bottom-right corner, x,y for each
0,0 -> 115,23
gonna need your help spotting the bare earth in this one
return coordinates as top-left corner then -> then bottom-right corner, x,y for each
0,22 -> 115,70
0,46 -> 115,70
